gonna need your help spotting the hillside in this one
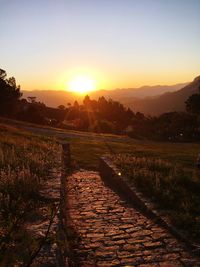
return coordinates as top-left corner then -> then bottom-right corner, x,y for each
21,78 -> 200,116
22,82 -> 187,108
1,119 -> 200,247
90,83 -> 188,99
127,76 -> 200,115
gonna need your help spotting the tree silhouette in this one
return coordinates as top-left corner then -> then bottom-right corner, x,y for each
58,105 -> 66,110
0,68 -> 22,116
185,93 -> 200,114
27,96 -> 36,103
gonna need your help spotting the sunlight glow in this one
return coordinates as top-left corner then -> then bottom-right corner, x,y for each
68,76 -> 96,94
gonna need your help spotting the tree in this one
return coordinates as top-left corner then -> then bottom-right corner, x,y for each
90,119 -> 115,133
27,96 -> 36,103
18,105 -> 46,124
73,101 -> 79,108
0,69 -> 6,79
83,95 -> 91,107
58,105 -> 66,110
0,68 -> 22,116
185,94 -> 200,114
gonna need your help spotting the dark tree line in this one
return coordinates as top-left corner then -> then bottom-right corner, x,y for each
0,69 -> 21,116
185,85 -> 200,114
65,94 -> 200,141
1,68 -> 200,141
0,69 -> 67,126
65,95 -> 135,133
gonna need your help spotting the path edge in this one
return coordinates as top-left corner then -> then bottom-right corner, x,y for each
57,143 -> 74,267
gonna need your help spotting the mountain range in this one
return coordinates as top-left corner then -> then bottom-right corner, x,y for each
128,76 -> 200,115
22,76 -> 200,115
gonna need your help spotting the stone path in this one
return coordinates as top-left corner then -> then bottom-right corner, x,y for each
66,171 -> 199,267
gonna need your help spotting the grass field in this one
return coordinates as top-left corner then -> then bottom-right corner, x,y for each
2,117 -> 200,170
68,137 -> 200,171
1,118 -> 200,253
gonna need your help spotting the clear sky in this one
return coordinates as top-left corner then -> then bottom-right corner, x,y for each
1,0 -> 200,91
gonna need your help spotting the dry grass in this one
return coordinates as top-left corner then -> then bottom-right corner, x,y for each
1,118 -> 200,247
111,154 -> 200,243
0,123 -> 59,265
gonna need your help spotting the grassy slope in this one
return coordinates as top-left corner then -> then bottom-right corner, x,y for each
1,118 -> 200,244
69,138 -> 200,170
0,122 -> 59,265
1,117 -> 200,170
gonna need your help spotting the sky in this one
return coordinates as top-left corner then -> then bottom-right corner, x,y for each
1,0 -> 200,91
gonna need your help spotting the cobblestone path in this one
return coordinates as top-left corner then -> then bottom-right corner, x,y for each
66,171 -> 199,267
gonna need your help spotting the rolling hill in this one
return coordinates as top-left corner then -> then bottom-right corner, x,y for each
22,82 -> 187,110
21,77 -> 200,116
127,75 -> 200,115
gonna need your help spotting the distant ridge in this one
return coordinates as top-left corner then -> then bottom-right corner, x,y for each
90,83 -> 188,99
127,76 -> 200,115
22,82 -> 188,109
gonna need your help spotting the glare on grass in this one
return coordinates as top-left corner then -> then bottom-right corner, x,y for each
68,75 -> 96,94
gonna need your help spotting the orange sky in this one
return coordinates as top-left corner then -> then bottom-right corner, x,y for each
19,68 -> 197,91
1,1 -> 200,91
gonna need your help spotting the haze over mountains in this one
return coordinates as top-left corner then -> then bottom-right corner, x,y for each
129,76 -> 200,115
22,78 -> 200,115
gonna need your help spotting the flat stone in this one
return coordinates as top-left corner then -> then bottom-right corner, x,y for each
151,233 -> 168,240
105,239 -> 126,246
111,233 -> 130,240
85,242 -> 102,249
117,250 -> 142,258
139,264 -> 159,267
120,256 -> 144,265
96,259 -> 120,266
102,245 -> 119,251
125,227 -> 142,233
95,250 -> 116,259
123,243 -> 143,251
86,233 -> 104,238
119,224 -> 134,229
126,237 -> 151,244
105,230 -> 124,236
159,261 -> 183,267
144,241 -> 163,249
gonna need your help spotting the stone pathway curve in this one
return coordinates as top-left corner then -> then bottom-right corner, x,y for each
66,171 -> 199,267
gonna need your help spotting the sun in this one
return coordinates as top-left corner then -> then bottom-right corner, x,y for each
68,75 -> 96,94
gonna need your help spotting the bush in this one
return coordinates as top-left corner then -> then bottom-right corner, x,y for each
90,119 -> 115,133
